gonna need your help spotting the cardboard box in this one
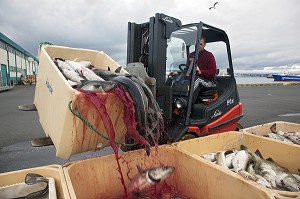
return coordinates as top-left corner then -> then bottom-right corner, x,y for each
175,131 -> 300,198
34,45 -> 129,159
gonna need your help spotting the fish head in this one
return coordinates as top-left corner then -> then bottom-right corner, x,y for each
287,135 -> 300,144
128,165 -> 175,194
148,166 -> 175,182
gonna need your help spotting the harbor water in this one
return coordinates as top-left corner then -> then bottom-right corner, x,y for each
235,76 -> 276,84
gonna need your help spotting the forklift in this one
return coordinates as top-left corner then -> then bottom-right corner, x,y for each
125,13 -> 243,142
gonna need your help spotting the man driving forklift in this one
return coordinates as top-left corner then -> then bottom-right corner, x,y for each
187,35 -> 217,104
170,34 -> 217,104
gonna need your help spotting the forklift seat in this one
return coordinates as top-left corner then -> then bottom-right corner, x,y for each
125,62 -> 156,96
197,75 -> 218,103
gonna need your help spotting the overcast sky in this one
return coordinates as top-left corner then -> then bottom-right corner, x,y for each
0,0 -> 299,73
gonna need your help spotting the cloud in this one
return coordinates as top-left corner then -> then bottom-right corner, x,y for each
0,0 -> 299,71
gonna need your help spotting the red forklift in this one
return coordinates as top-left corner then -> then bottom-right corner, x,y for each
125,13 -> 243,143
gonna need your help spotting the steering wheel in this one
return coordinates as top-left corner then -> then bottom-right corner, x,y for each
178,64 -> 189,72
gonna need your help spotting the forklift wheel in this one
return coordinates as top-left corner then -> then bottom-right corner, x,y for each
180,133 -> 196,141
236,123 -> 243,131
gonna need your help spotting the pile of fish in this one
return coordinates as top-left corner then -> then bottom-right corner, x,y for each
52,58 -> 164,154
53,58 -> 105,86
263,124 -> 300,145
201,145 -> 300,192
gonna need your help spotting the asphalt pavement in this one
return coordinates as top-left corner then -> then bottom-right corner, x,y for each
0,85 -> 43,147
238,84 -> 300,127
0,84 -> 300,173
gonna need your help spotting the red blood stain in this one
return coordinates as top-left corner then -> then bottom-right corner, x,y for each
74,86 -> 185,199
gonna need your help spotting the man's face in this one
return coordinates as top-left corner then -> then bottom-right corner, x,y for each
199,38 -> 206,52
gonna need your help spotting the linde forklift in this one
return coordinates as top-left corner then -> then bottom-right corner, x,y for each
125,13 -> 243,144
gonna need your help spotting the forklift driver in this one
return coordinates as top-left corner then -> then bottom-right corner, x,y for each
187,35 -> 217,104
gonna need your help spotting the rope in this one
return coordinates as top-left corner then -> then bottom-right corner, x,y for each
68,101 -> 136,147
39,41 -> 53,49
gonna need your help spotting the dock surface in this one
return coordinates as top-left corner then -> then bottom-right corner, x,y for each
0,84 -> 300,173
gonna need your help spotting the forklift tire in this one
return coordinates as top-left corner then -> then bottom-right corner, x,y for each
236,123 -> 243,131
180,133 -> 196,141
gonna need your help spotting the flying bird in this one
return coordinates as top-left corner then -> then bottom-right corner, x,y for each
209,2 -> 218,10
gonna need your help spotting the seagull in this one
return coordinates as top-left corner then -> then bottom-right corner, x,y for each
209,2 -> 218,10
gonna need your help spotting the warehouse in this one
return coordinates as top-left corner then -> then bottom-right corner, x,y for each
0,32 -> 38,89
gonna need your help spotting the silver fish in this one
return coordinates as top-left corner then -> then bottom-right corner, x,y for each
128,165 -> 175,194
225,149 -> 238,168
56,59 -> 74,71
79,67 -> 104,81
270,124 -> 300,144
232,150 -> 251,172
264,133 -> 294,144
231,149 -> 256,181
62,69 -> 84,83
201,152 -> 217,162
284,133 -> 300,145
65,60 -> 84,72
242,145 -> 300,191
247,162 -> 272,188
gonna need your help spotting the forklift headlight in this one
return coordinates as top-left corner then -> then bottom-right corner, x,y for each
174,98 -> 187,109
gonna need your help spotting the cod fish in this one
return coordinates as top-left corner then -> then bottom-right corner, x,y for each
270,124 -> 300,145
264,133 -> 294,144
128,165 -> 175,194
231,149 -> 256,181
241,145 -> 300,191
247,162 -> 272,188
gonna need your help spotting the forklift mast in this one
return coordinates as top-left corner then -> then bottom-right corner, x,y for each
127,13 -> 182,88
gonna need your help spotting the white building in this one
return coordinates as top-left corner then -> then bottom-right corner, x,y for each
0,32 -> 38,86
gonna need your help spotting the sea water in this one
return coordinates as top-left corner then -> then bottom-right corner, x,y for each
235,76 -> 276,84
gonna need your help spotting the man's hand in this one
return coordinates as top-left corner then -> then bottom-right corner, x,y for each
168,71 -> 179,77
196,67 -> 201,75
